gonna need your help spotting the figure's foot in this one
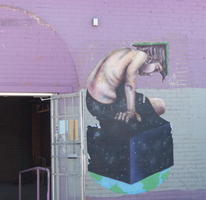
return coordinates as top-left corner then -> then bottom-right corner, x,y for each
148,98 -> 166,115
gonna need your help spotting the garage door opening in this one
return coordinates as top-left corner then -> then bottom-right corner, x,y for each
0,96 -> 51,200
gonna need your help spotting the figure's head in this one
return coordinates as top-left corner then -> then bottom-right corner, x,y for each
133,43 -> 168,80
138,62 -> 162,76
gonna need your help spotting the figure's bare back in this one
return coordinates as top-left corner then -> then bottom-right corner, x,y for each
87,48 -> 147,104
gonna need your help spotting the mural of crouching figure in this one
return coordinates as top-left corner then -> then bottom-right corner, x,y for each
86,45 -> 167,131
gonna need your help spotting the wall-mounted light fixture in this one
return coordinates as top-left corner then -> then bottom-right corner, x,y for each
92,17 -> 99,27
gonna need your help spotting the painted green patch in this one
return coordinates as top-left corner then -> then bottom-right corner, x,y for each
110,184 -> 127,194
89,169 -> 171,195
133,41 -> 168,46
161,170 -> 170,181
141,172 -> 160,191
89,172 -> 103,181
132,41 -> 169,74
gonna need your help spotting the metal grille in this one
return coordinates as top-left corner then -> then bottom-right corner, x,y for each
51,91 -> 85,200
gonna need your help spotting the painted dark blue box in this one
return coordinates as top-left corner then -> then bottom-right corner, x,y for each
87,117 -> 173,184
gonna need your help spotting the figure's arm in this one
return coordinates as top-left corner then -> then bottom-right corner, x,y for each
124,72 -> 141,122
114,75 -> 141,123
115,50 -> 147,123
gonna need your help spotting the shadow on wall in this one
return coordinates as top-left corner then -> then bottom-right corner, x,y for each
0,5 -> 79,93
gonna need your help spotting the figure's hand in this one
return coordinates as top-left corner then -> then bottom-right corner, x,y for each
114,111 -> 141,123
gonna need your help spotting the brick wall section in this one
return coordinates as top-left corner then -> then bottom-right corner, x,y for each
0,5 -> 79,93
0,1 -> 206,90
83,88 -> 206,198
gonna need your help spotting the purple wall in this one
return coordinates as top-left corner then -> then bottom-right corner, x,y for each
1,0 -> 206,92
0,5 -> 79,93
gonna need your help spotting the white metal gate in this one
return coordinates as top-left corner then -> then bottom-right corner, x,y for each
51,91 -> 85,200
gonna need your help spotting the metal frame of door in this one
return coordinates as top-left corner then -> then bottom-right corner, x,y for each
51,90 -> 85,200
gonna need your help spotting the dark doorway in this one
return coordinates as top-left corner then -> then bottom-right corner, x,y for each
0,97 -> 51,200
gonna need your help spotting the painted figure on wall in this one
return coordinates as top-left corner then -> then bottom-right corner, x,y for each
86,43 -> 173,194
86,45 -> 167,126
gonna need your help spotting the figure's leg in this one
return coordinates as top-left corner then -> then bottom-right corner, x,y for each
148,98 -> 166,115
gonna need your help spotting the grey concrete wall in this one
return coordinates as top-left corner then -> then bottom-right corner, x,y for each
83,88 -> 206,197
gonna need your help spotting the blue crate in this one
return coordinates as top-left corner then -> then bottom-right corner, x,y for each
87,117 -> 173,184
